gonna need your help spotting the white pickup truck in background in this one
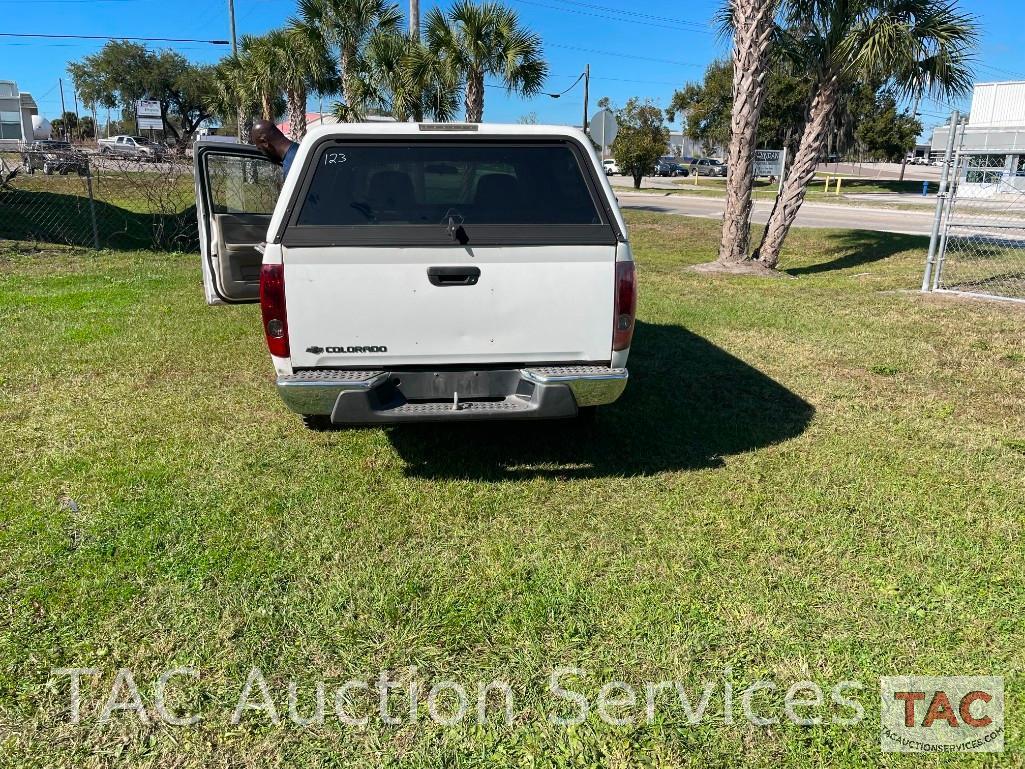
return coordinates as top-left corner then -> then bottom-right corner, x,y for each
98,134 -> 166,161
193,123 -> 635,428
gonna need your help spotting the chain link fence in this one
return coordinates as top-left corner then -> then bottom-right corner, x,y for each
0,143 -> 198,251
926,129 -> 1025,303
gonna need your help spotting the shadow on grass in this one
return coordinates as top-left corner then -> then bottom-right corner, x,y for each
388,322 -> 814,480
0,187 -> 197,251
785,230 -> 928,276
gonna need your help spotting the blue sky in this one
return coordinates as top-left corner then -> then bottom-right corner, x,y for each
4,0 -> 1024,137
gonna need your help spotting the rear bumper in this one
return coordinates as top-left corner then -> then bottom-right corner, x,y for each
276,366 -> 628,424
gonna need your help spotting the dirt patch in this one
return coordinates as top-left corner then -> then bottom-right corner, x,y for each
688,259 -> 793,278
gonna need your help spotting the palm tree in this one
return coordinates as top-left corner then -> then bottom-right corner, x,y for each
752,0 -> 977,268
212,53 -> 256,141
277,23 -> 340,140
422,0 -> 547,123
296,0 -> 402,120
238,33 -> 284,122
403,38 -> 460,121
328,31 -> 459,123
717,0 -> 781,265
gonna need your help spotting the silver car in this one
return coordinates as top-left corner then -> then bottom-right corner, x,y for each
690,157 -> 727,177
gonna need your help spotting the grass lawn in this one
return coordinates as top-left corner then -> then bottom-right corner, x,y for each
1,213 -> 1024,767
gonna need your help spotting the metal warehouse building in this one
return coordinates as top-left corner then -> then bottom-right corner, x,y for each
931,80 -> 1025,198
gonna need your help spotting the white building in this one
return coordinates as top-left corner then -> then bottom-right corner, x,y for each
667,131 -> 711,159
931,80 -> 1025,198
0,80 -> 38,147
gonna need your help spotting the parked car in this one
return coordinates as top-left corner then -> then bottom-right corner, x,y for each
654,159 -> 688,177
193,124 -> 635,429
98,135 -> 166,161
690,157 -> 727,177
602,158 -> 620,175
21,140 -> 89,176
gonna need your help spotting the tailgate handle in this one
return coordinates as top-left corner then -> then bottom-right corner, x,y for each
427,266 -> 480,286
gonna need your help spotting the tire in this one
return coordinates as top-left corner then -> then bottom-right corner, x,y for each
576,406 -> 599,424
60,168 -> 69,175
43,163 -> 53,175
100,147 -> 109,155
301,414 -> 334,431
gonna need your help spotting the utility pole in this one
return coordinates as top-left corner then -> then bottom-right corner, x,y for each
582,63 -> 589,133
73,89 -> 80,141
899,92 -> 923,182
58,78 -> 67,140
410,0 -> 419,40
228,0 -> 238,55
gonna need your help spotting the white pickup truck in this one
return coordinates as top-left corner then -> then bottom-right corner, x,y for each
98,134 -> 165,160
193,123 -> 635,428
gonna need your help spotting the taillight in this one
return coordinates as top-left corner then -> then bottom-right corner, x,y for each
613,260 -> 636,351
259,263 -> 289,357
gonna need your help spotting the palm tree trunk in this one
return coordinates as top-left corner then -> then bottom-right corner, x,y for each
465,69 -> 484,123
410,0 -> 420,40
718,0 -> 777,264
287,87 -> 307,141
261,92 -> 273,121
237,106 -> 252,143
753,75 -> 840,268
341,46 -> 356,121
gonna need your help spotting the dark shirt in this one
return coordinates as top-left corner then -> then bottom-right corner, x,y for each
282,142 -> 299,178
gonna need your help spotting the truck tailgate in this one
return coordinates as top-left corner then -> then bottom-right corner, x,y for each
283,244 -> 616,368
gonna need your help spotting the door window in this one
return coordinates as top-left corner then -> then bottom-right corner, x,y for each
205,154 -> 282,215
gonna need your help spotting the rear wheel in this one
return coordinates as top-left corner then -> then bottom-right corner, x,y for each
43,163 -> 54,175
301,414 -> 334,431
576,406 -> 598,424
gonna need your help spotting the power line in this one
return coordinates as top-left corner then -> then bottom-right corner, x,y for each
509,0 -> 712,34
544,71 -> 585,97
547,42 -> 703,68
0,32 -> 228,44
545,0 -> 712,31
976,63 -> 1025,81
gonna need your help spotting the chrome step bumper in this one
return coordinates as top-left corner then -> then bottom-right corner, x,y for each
276,366 -> 628,424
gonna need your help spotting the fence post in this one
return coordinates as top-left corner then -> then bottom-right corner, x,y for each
922,110 -> 959,292
85,165 -> 100,250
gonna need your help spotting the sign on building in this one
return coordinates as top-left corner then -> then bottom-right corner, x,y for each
753,148 -> 785,177
135,100 -> 163,131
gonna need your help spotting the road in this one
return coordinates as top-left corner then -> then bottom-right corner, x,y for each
616,191 -> 936,236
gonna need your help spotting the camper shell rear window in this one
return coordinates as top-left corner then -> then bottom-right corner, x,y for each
279,137 -> 619,247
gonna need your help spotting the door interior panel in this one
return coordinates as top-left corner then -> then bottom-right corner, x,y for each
211,213 -> 270,301
196,142 -> 281,304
